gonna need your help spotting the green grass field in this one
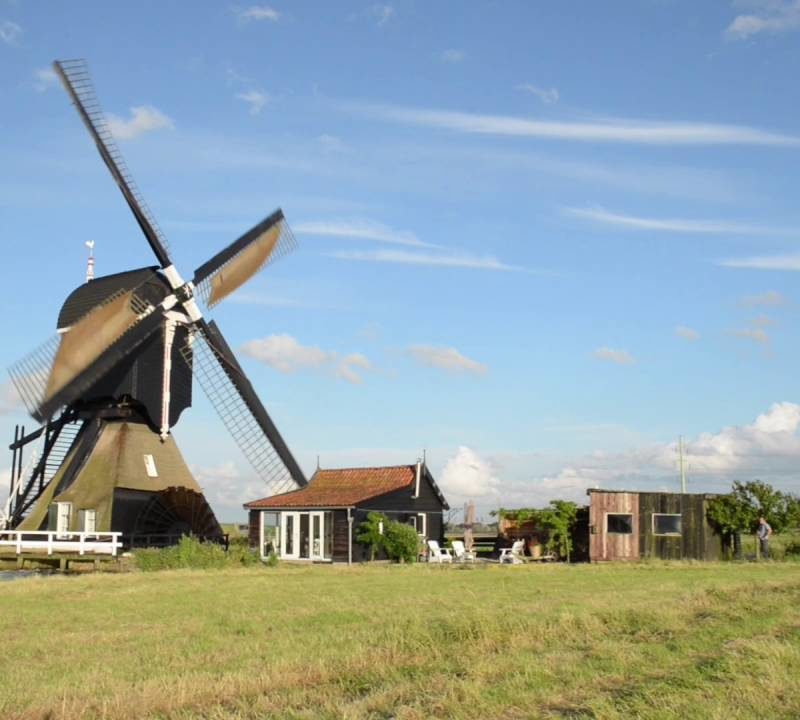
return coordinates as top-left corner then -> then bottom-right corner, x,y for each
1,561 -> 799,719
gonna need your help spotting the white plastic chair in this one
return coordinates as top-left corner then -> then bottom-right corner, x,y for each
499,539 -> 526,564
451,540 -> 475,563
427,539 -> 453,563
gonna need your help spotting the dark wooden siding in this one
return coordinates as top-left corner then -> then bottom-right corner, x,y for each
637,493 -> 722,560
248,510 -> 259,548
332,509 -> 350,562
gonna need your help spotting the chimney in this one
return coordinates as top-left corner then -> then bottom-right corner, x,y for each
412,459 -> 422,499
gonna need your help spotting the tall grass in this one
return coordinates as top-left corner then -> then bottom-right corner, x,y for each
133,536 -> 261,571
0,562 -> 798,719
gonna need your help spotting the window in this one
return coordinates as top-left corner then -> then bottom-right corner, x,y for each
653,513 -> 681,536
48,502 -> 72,538
417,513 -> 427,538
143,454 -> 158,477
606,513 -> 633,534
261,512 -> 280,557
79,509 -> 97,534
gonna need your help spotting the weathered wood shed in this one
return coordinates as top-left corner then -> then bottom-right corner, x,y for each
244,461 -> 448,562
588,489 -> 723,562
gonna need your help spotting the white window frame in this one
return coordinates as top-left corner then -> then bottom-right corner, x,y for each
79,508 -> 97,534
143,454 -> 158,477
652,513 -> 682,536
52,502 -> 72,539
606,512 -> 634,535
417,513 -> 427,538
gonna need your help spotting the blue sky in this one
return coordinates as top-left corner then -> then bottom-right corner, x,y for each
2,1 -> 800,520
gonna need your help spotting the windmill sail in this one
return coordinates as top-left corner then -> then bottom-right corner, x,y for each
53,59 -> 172,268
184,320 -> 306,495
193,210 -> 297,308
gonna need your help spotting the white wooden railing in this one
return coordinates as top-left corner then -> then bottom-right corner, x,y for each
0,530 -> 122,557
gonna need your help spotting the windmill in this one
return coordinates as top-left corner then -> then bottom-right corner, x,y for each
2,59 -> 307,545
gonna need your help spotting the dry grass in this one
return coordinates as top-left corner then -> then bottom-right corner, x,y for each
1,561 -> 799,719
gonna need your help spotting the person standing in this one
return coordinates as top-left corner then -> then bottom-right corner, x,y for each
757,517 -> 772,560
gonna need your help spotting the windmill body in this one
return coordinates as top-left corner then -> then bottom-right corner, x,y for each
3,59 -> 307,545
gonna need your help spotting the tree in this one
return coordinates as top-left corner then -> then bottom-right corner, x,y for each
494,501 -> 580,561
356,512 -> 387,561
707,480 -> 800,558
382,521 -> 420,563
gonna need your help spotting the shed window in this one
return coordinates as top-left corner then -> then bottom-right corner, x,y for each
653,513 -> 682,536
143,454 -> 158,477
606,513 -> 633,534
79,509 -> 97,534
417,513 -> 427,538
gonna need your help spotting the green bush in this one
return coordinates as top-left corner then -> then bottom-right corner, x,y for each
784,540 -> 800,559
383,521 -> 419,563
133,535 -> 261,571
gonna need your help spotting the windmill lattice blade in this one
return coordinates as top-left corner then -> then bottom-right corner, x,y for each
184,322 -> 306,496
9,290 -> 161,421
193,210 -> 297,309
53,59 -> 172,268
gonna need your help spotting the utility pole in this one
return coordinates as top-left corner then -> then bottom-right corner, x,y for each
679,435 -> 687,493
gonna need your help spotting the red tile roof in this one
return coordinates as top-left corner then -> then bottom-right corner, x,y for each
245,465 -> 416,509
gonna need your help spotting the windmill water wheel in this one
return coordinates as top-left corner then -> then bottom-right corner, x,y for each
133,487 -> 222,546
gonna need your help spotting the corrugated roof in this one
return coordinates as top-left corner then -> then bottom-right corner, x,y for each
245,465 -> 416,508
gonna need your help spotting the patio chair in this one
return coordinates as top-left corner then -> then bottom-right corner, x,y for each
451,540 -> 476,563
499,539 -> 526,564
427,539 -> 453,563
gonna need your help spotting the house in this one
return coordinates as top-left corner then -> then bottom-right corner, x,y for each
244,461 -> 449,562
588,489 -> 723,562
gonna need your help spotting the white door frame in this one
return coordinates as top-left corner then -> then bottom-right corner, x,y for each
280,512 -> 301,559
310,511 -> 325,560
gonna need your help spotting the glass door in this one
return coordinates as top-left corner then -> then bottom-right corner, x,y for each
310,512 -> 325,560
281,512 -> 300,559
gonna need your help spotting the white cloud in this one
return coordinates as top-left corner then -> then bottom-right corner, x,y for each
326,249 -> 528,272
350,101 -> 800,146
517,83 -> 559,104
440,49 -> 465,63
336,353 -> 372,384
240,334 -> 371,383
33,67 -> 57,92
241,334 -> 330,373
236,90 -> 268,115
592,347 -> 636,365
295,219 -> 433,247
407,345 -> 487,376
727,0 -> 800,39
0,20 -> 21,45
719,252 -> 800,271
732,327 -> 770,345
741,290 -> 786,307
565,206 -> 797,235
239,5 -> 280,22
0,381 -> 23,415
675,325 -> 700,342
440,446 -> 501,500
107,105 -> 174,140
371,4 -> 395,25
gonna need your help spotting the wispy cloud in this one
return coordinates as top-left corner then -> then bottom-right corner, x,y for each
565,206 -> 799,235
592,347 -> 636,365
727,0 -> 800,39
719,253 -> 800,271
517,83 -> 559,105
295,219 -> 434,248
371,4 -> 395,26
741,290 -> 786,307
238,5 -> 280,22
107,106 -> 174,140
0,20 -> 21,45
326,249 -> 528,272
33,66 -> 57,92
440,49 -> 465,64
0,381 -> 23,415
407,345 -> 488,376
733,327 -> 770,345
349,102 -> 800,146
675,325 -> 700,342
241,334 -> 372,384
236,90 -> 269,115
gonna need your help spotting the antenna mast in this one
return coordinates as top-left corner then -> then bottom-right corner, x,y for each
85,240 -> 95,283
678,435 -> 687,493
